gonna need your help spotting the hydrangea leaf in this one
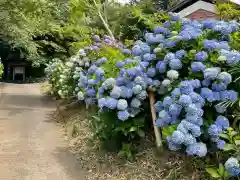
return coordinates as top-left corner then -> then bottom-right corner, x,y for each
223,143 -> 236,151
206,168 -> 221,178
234,140 -> 240,146
218,163 -> 225,176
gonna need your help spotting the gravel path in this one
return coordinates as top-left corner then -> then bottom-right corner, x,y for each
0,83 -> 86,180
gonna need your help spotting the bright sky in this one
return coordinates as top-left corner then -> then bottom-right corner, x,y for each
116,0 -> 130,4
231,0 -> 240,5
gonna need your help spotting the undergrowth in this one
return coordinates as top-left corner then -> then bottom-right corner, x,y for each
55,102 -> 212,180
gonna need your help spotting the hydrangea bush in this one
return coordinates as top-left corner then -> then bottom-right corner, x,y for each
46,12 -> 240,177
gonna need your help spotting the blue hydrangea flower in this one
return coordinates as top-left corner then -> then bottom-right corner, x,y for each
208,124 -> 222,136
225,157 -> 240,176
220,90 -> 238,101
156,61 -> 167,73
106,97 -> 118,109
186,142 -> 207,157
110,86 -> 121,99
86,89 -> 96,97
122,48 -> 131,55
164,53 -> 175,62
200,88 -> 214,102
154,26 -> 170,35
171,130 -> 185,144
175,50 -> 186,59
178,95 -> 193,107
136,90 -> 147,100
103,78 -> 116,90
116,62 -> 125,68
185,104 -> 204,117
218,72 -> 232,85
202,79 -> 211,87
195,51 -> 208,61
117,110 -> 130,121
152,80 -> 161,86
131,98 -> 141,108
168,103 -> 182,116
132,84 -> 142,95
117,99 -> 128,110
186,115 -> 203,126
215,116 -> 229,130
95,67 -> 104,78
214,104 -> 227,114
204,68 -> 220,80
211,82 -> 227,91
183,133 -> 197,146
180,81 -> 193,95
203,40 -> 217,50
189,92 -> 205,107
191,62 -> 206,72
169,58 -> 183,70
188,80 -> 201,89
166,136 -> 182,151
147,67 -> 156,77
216,139 -> 225,149
163,96 -> 174,109
171,88 -> 181,99
120,86 -> 133,98
155,101 -> 163,112
182,120 -> 201,137
98,98 -> 106,108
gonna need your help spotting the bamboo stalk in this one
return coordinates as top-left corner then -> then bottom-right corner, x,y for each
148,90 -> 163,149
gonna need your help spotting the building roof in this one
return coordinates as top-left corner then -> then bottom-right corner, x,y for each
168,0 -> 239,13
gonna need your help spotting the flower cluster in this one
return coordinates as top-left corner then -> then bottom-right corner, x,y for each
225,157 -> 240,176
208,116 -> 229,149
155,80 -> 208,157
46,12 -> 240,165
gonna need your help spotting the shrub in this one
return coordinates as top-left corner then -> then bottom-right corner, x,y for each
46,12 -> 240,178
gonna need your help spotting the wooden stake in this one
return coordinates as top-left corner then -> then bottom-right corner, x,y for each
148,90 -> 163,149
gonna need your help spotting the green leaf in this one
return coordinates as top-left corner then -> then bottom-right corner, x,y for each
206,168 -> 221,178
233,135 -> 240,140
129,126 -> 137,132
230,131 -> 238,137
223,170 -> 230,177
223,143 -> 235,151
219,133 -> 230,140
235,140 -> 240,145
218,164 -> 225,176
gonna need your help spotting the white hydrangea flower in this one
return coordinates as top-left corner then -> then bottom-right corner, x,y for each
162,79 -> 171,87
167,70 -> 179,80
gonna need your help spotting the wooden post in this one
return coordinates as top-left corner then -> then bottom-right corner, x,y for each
148,90 -> 163,149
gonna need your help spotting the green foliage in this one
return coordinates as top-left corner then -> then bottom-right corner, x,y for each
220,128 -> 240,156
90,110 -> 146,153
0,62 -> 3,79
206,164 -> 230,179
216,2 -> 240,21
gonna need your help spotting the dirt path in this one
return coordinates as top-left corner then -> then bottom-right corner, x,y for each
0,83 -> 86,180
